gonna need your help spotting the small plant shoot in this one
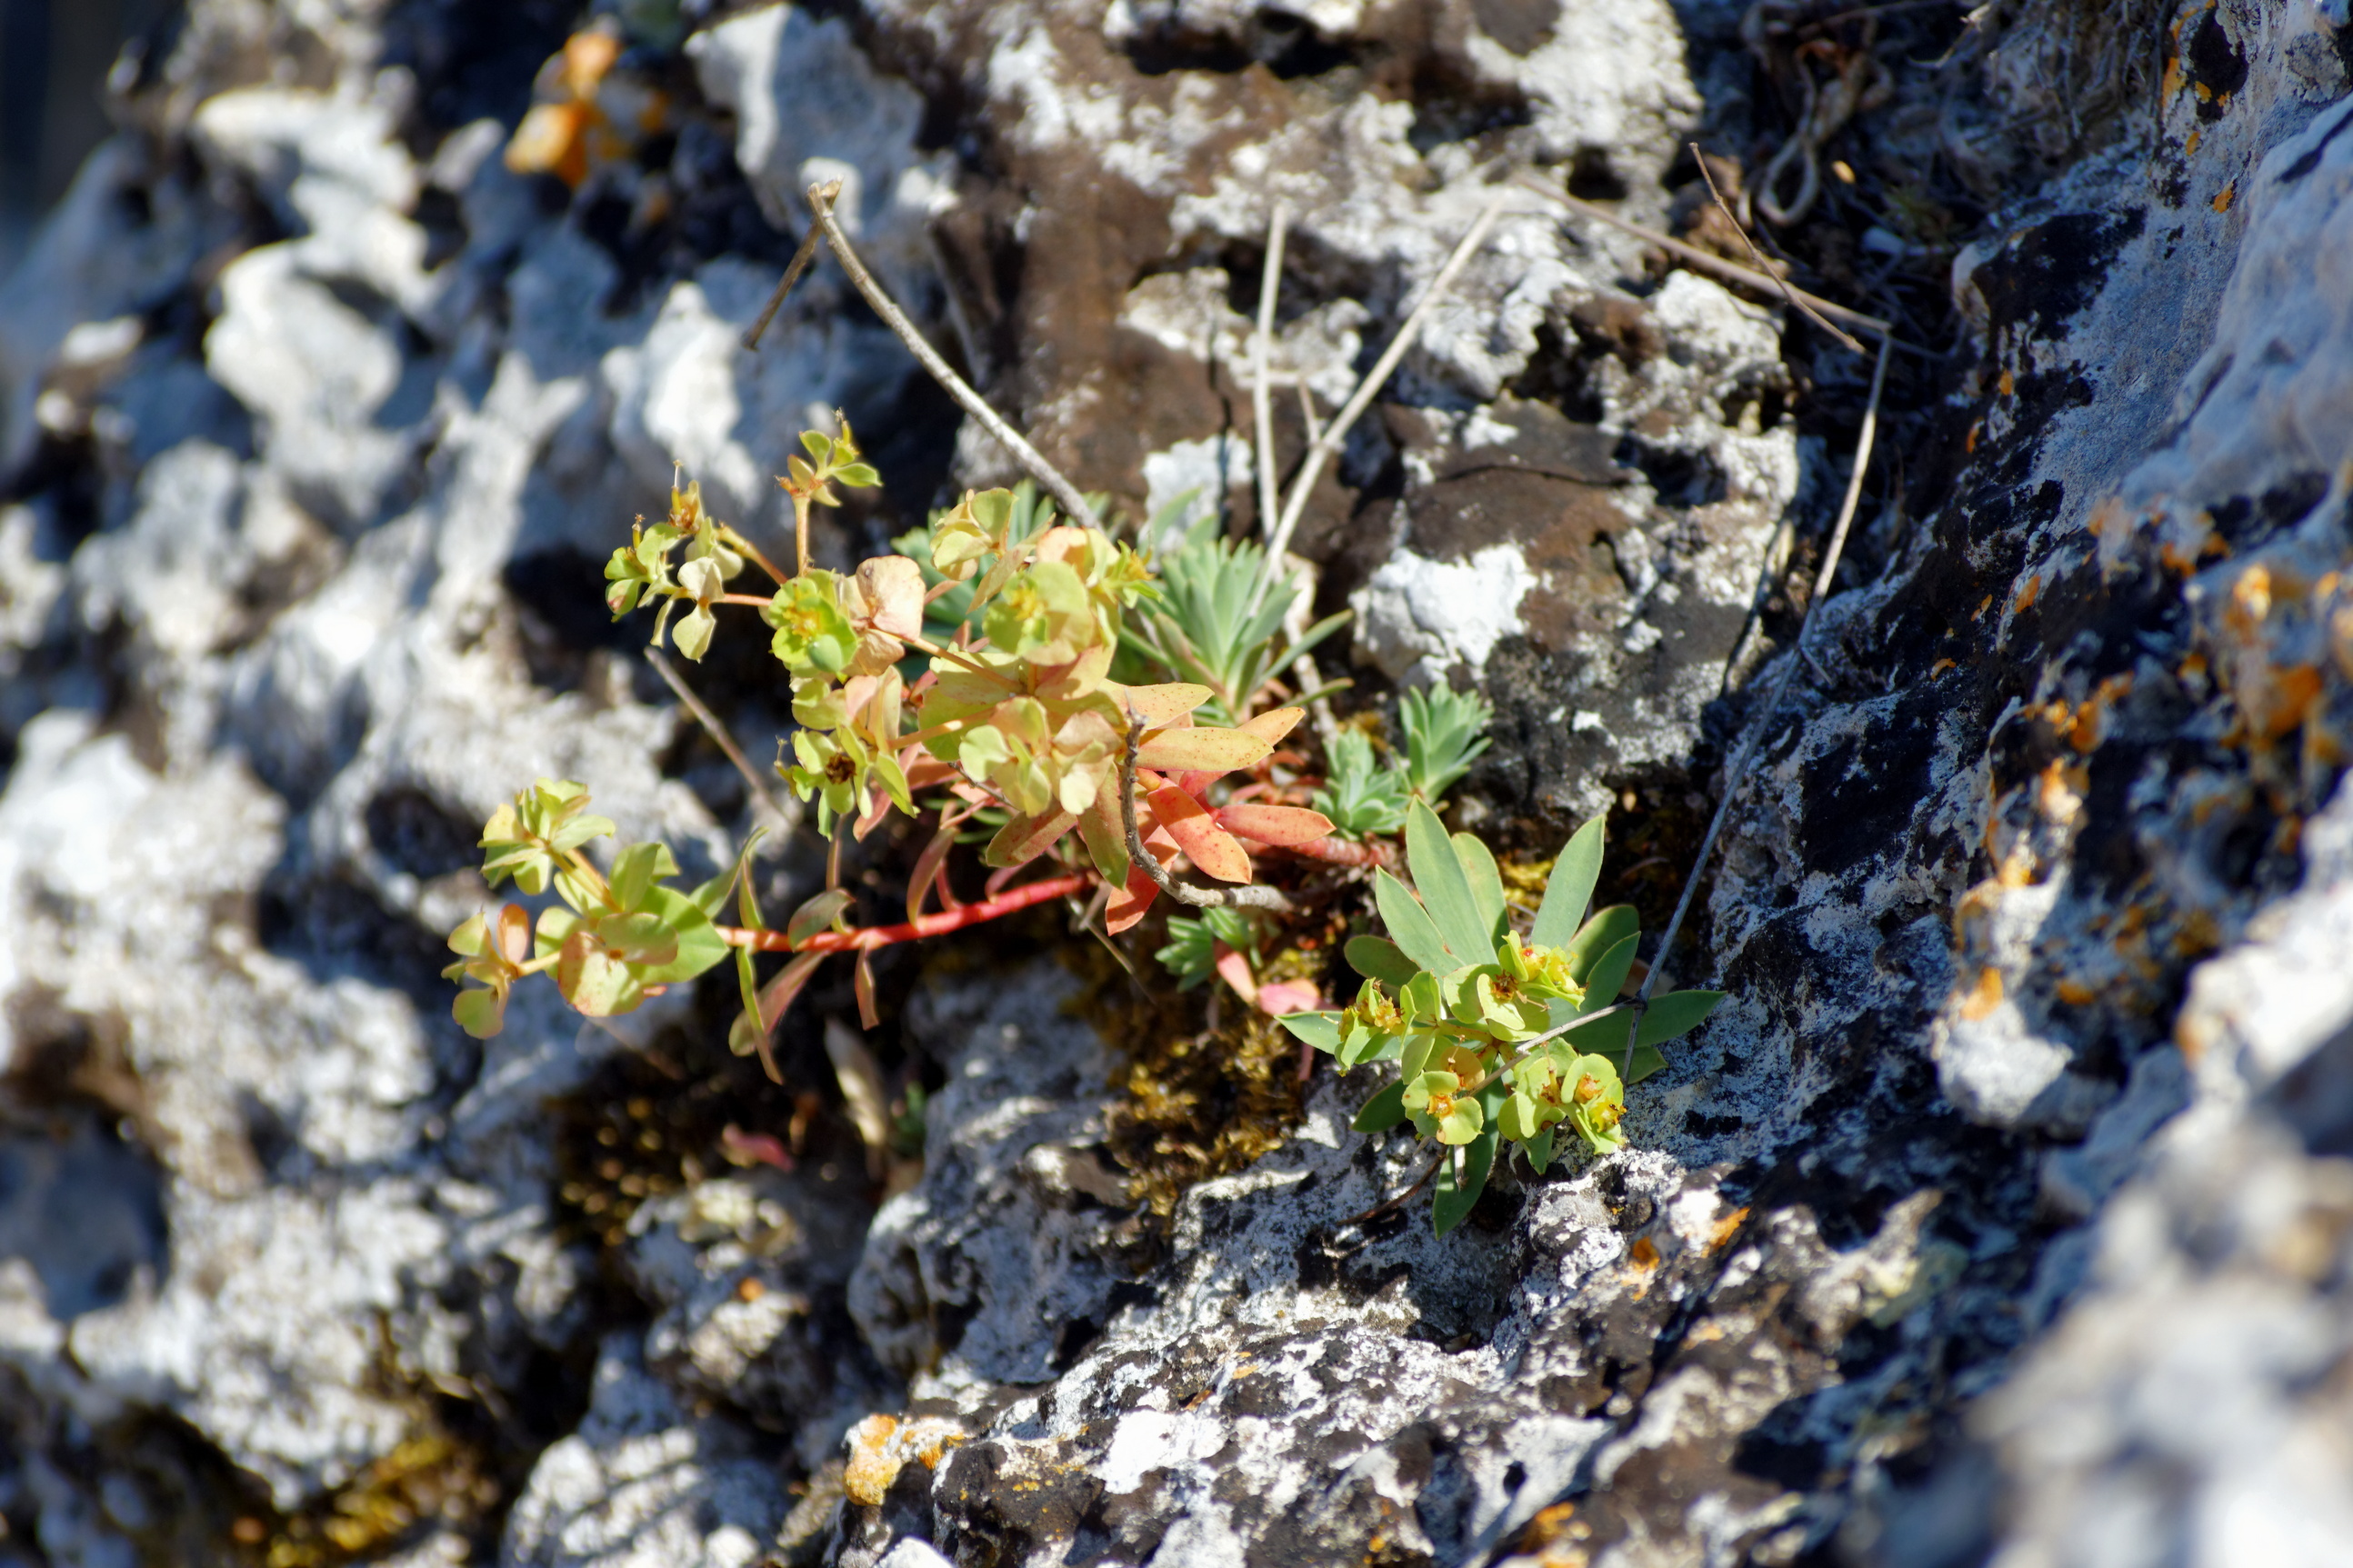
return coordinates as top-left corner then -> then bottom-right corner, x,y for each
1278,805 -> 1727,1235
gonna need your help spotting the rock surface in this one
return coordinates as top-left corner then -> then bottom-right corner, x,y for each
1,2 -> 2350,1566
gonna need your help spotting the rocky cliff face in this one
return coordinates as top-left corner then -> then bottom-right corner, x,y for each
2,2 -> 2349,1566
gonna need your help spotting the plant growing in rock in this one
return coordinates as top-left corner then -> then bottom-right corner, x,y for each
1122,508 -> 1349,727
447,433 -> 1342,1079
1280,804 -> 1726,1233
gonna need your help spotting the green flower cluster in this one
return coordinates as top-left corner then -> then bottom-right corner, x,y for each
1283,803 -> 1726,1234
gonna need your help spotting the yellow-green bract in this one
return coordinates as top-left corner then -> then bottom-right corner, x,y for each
1279,803 -> 1726,1235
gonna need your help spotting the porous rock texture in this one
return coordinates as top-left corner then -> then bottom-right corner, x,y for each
1,2 -> 2351,1566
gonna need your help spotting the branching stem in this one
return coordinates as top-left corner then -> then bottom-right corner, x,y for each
1119,714 -> 1295,913
718,874 -> 1087,953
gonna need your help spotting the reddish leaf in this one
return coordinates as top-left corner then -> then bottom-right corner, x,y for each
495,903 -> 533,964
1216,803 -> 1335,847
906,809 -> 967,923
1256,979 -> 1325,1015
1107,682 -> 1213,724
1106,864 -> 1159,934
1136,726 -> 1271,774
855,951 -> 880,1028
1237,706 -> 1304,745
1213,944 -> 1258,1006
1147,787 -> 1252,884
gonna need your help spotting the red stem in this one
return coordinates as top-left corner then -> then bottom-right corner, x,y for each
1262,836 -> 1398,869
718,874 -> 1089,953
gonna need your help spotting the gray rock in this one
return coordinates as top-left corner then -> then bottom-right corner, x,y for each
4,0 -> 2353,1563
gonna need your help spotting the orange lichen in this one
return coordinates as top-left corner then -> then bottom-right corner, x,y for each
2056,978 -> 2098,1006
1930,657 -> 1957,676
505,29 -> 668,188
1707,1206 -> 1752,1254
1998,369 -> 2015,397
1627,1236 -> 1661,1271
1958,967 -> 2005,1021
2015,574 -> 2042,612
2213,180 -> 2237,214
2185,127 -> 2202,155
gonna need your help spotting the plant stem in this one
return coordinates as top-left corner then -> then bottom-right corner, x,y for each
1689,143 -> 1866,355
643,648 -> 796,835
1252,203 -> 1288,544
718,525 -> 792,587
793,494 -> 812,577
800,183 -> 1106,535
718,874 -> 1088,953
1260,190 -> 1514,604
1511,172 -> 1898,342
739,214 -> 826,352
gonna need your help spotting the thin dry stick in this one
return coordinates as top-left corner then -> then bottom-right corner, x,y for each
1253,204 -> 1289,542
645,648 -> 797,835
798,182 -> 1106,534
1688,143 -> 1867,355
1622,331 -> 1892,1070
739,218 -> 826,352
1119,713 -> 1295,912
1260,190 -> 1516,600
1295,383 -> 1323,448
1513,172 -> 1892,339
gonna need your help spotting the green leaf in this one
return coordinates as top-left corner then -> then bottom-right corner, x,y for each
547,814 -> 617,854
1373,869 -> 1455,976
1277,1012 -> 1342,1054
1405,802 -> 1488,962
689,828 -> 767,921
1531,816 -> 1606,950
786,888 -> 855,948
1432,1120 -> 1500,1237
1345,935 -> 1421,989
1639,989 -> 1726,1047
1545,1004 -> 1640,1056
1583,933 -> 1639,1014
1433,1079 -> 1510,1234
453,988 -> 506,1040
556,933 -> 639,1016
632,887 -> 729,984
834,462 -> 880,488
608,841 -> 677,913
1451,831 -> 1507,947
1624,1043 -> 1669,1085
1523,1126 -> 1556,1174
800,429 -> 834,464
1566,904 -> 1639,991
735,944 -> 760,1035
1352,1079 -> 1409,1134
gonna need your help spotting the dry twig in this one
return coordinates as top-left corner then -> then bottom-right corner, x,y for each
1513,171 -> 1892,339
1689,144 -> 1868,354
1252,204 -> 1289,544
775,181 -> 1106,534
645,647 -> 796,836
1259,189 -> 1517,600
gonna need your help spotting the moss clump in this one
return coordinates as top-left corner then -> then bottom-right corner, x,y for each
250,1432 -> 496,1568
